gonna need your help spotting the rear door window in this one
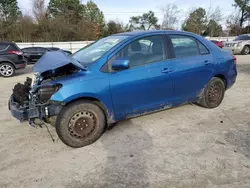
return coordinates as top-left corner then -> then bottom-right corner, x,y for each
170,35 -> 199,58
169,35 -> 209,58
36,47 -> 47,53
23,48 -> 35,52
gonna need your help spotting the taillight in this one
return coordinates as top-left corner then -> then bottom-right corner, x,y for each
233,55 -> 236,64
8,50 -> 23,55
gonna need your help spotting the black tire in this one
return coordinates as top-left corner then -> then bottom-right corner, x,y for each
56,100 -> 106,148
0,62 -> 15,77
198,77 -> 225,109
241,46 -> 250,55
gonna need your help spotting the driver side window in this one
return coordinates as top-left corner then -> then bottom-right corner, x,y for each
111,35 -> 166,69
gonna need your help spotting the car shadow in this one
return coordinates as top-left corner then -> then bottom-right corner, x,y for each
99,119 -> 153,188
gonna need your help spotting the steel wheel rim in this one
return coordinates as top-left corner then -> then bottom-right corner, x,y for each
68,111 -> 97,139
0,64 -> 13,76
207,82 -> 222,104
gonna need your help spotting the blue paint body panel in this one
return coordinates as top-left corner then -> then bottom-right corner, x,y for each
46,30 -> 237,123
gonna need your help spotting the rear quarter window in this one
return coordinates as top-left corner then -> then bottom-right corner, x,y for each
0,44 -> 9,51
8,43 -> 20,51
198,41 -> 209,55
170,35 -> 210,58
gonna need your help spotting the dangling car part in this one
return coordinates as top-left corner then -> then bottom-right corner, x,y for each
9,51 -> 85,127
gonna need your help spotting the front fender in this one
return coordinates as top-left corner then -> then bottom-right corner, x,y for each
50,77 -> 116,123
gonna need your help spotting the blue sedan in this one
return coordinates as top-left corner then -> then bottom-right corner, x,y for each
9,30 -> 237,148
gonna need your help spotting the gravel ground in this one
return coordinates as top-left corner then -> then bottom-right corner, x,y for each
0,55 -> 250,188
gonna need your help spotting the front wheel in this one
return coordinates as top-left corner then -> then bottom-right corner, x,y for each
241,46 -> 250,55
198,77 -> 225,109
56,101 -> 106,148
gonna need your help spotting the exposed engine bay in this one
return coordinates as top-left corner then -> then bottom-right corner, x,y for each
11,63 -> 81,126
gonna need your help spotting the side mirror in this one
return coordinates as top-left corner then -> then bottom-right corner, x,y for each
112,59 -> 130,71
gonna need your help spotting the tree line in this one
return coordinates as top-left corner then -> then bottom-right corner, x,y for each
0,0 -> 249,42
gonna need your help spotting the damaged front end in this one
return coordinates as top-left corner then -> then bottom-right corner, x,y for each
9,51 -> 85,127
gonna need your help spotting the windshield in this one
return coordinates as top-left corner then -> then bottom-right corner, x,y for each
234,35 -> 250,41
72,35 -> 128,64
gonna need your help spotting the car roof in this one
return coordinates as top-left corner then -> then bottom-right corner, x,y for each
22,47 -> 46,49
0,42 -> 15,45
112,30 -> 195,37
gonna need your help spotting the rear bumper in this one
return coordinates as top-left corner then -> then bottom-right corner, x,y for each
9,96 -> 62,122
15,60 -> 27,69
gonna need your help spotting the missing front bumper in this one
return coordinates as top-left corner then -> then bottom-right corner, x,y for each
9,96 -> 62,123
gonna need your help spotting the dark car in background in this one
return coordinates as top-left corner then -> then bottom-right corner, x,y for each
47,47 -> 72,56
22,47 -> 72,63
0,42 -> 26,77
210,40 -> 224,48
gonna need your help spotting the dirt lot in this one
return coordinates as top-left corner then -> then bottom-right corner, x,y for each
0,55 -> 250,188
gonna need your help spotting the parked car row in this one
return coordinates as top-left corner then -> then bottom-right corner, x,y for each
0,42 -> 72,77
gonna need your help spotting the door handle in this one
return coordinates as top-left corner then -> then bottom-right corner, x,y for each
204,60 -> 212,65
162,68 -> 173,73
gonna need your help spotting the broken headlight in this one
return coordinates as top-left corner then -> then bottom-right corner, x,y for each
38,84 -> 62,103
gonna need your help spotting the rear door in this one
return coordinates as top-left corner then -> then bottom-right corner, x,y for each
23,47 -> 37,61
167,34 -> 214,102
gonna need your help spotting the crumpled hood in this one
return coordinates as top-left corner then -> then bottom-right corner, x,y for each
33,51 -> 86,73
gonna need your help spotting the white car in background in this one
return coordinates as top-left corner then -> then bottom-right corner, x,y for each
223,34 -> 250,55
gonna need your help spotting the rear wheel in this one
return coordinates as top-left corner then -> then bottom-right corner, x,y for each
198,77 -> 225,108
56,101 -> 106,148
0,62 -> 15,77
241,46 -> 250,55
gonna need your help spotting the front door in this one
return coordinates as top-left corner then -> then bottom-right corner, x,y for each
109,35 -> 175,119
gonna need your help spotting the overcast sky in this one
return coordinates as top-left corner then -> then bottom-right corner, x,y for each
18,0 -> 235,28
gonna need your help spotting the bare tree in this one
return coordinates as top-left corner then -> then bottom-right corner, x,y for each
161,3 -> 180,29
32,0 -> 48,22
226,11 -> 241,36
207,6 -> 223,23
17,15 -> 36,42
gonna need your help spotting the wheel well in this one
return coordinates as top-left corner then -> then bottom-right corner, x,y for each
0,61 -> 15,68
66,97 -> 109,122
214,74 -> 227,88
